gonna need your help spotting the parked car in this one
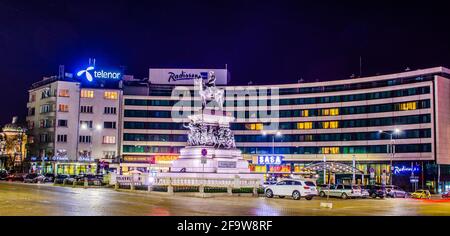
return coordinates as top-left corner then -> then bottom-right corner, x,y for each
75,174 -> 97,181
363,185 -> 386,199
262,180 -> 277,189
265,179 -> 318,200
0,170 -> 8,180
385,185 -> 408,198
23,173 -> 45,183
319,184 -> 363,199
359,185 -> 370,198
54,174 -> 70,183
441,191 -> 450,199
43,173 -> 55,182
6,173 -> 26,181
411,189 -> 431,199
318,184 -> 334,197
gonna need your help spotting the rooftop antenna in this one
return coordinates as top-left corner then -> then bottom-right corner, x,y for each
298,78 -> 305,83
359,56 -> 362,77
58,65 -> 65,79
405,67 -> 411,71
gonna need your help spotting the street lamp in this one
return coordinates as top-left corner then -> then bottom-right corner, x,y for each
262,131 -> 282,154
378,129 -> 401,185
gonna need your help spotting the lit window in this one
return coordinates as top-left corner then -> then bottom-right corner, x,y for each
58,104 -> 69,112
322,121 -> 339,129
245,123 -> 263,130
81,89 -> 94,98
297,122 -> 313,129
321,108 -> 339,116
59,89 -> 70,97
104,91 -> 118,100
322,147 -> 340,154
103,136 -> 116,144
399,102 -> 417,111
301,110 -> 309,117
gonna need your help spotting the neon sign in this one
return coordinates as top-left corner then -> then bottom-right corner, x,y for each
256,155 -> 284,165
77,65 -> 122,82
393,165 -> 420,175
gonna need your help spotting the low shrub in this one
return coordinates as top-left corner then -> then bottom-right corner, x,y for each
232,187 -> 254,194
152,185 -> 168,192
174,186 -> 199,192
204,186 -> 227,193
135,185 -> 149,191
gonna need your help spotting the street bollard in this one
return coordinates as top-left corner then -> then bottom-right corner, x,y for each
63,179 -> 67,186
84,178 -> 88,188
227,186 -> 233,196
253,186 -> 258,197
114,182 -> 119,190
130,181 -> 135,191
167,184 -> 174,195
73,180 -> 76,188
147,185 -> 152,192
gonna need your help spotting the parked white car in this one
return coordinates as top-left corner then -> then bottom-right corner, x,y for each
265,179 -> 318,200
319,184 -> 363,199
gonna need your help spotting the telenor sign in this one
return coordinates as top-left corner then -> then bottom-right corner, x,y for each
77,65 -> 122,82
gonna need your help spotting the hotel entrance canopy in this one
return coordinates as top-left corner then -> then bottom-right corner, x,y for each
304,162 -> 363,174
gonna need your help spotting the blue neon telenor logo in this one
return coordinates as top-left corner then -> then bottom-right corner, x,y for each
77,66 -> 95,82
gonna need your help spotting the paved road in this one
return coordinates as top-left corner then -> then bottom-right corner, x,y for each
1,181 -> 450,216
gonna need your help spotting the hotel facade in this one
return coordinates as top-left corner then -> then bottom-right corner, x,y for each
121,67 -> 450,192
25,64 -> 450,192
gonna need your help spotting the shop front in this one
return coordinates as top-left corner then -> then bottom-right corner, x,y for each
28,156 -> 54,174
119,154 -> 179,175
249,155 -> 316,181
55,161 -> 97,175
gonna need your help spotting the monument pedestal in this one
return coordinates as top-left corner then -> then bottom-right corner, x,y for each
157,110 -> 264,182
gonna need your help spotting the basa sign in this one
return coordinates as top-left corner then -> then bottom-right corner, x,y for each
149,68 -> 228,85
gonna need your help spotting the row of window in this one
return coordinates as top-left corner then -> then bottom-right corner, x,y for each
122,143 -> 432,154
234,114 -> 432,130
55,135 -> 116,144
29,89 -> 119,102
240,144 -> 432,155
122,114 -> 431,130
137,82 -> 431,99
123,100 -> 429,119
122,129 -> 431,143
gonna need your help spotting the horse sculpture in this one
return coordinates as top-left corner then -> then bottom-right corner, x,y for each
194,71 -> 225,110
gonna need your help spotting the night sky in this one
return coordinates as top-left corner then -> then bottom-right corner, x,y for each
1,0 -> 450,125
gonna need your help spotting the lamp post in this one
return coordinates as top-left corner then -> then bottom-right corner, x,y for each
262,131 -> 282,179
378,128 -> 401,185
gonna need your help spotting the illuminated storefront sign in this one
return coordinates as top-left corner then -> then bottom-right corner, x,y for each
77,65 -> 122,82
393,165 -> 420,175
122,155 -> 179,164
123,155 -> 155,164
155,155 -> 179,163
255,155 -> 284,165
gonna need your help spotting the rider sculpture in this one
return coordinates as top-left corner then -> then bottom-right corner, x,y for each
195,71 -> 225,110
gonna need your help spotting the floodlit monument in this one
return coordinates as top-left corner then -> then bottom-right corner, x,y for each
157,72 -> 263,181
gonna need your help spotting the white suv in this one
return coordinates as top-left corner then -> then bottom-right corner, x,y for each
265,179 -> 318,200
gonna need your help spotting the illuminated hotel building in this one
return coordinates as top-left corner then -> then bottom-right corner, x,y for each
26,64 -> 122,175
121,67 -> 450,192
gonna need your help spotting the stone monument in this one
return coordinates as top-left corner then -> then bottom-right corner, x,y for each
158,71 -> 262,180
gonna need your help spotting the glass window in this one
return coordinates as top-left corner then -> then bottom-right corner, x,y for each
104,91 -> 118,100
81,89 -> 94,98
103,136 -> 116,144
58,104 -> 69,112
59,89 -> 70,97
